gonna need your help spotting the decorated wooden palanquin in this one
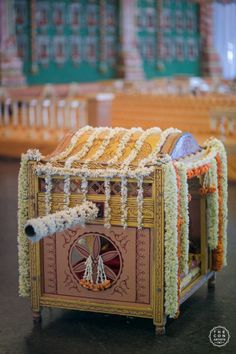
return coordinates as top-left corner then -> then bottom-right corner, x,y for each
18,126 -> 228,334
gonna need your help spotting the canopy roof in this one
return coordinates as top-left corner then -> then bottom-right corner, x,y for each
46,126 -> 200,169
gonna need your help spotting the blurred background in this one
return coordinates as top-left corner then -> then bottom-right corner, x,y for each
0,0 -> 235,178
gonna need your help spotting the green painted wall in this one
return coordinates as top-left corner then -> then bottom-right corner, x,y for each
136,0 -> 200,78
15,0 -> 200,84
15,0 -> 119,85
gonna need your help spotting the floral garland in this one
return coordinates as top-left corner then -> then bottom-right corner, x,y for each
177,165 -> 189,275
176,137 -> 228,271
25,201 -> 98,243
187,164 -> 210,179
84,128 -> 124,164
213,153 -> 228,270
204,138 -> 228,267
65,127 -> 107,168
64,175 -> 71,208
44,171 -> 52,215
81,175 -> 88,202
18,149 -> 43,297
205,158 -> 219,250
106,128 -> 143,165
49,125 -> 91,162
163,161 -> 179,318
104,177 -> 111,228
137,175 -> 144,229
35,163 -> 156,180
121,127 -> 162,169
220,147 -> 228,266
121,176 -> 128,228
174,165 -> 182,318
139,127 -> 181,168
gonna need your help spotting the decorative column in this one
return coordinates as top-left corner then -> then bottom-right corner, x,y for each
199,2 -> 222,77
118,0 -> 145,81
0,0 -> 26,86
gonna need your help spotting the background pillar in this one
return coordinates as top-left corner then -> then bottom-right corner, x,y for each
0,0 -> 26,87
117,0 -> 145,81
199,2 -> 222,77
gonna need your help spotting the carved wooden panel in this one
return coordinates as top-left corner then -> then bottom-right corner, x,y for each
38,178 -> 152,198
42,234 -> 57,294
37,194 -> 155,226
41,225 -> 151,305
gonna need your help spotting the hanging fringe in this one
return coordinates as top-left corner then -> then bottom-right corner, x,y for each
104,177 -> 111,228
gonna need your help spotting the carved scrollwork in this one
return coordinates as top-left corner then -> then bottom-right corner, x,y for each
136,230 -> 147,303
111,276 -> 129,297
110,230 -> 129,254
62,229 -> 78,248
64,270 -> 81,293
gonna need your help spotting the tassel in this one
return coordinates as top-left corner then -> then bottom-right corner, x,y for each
83,255 -> 93,283
96,255 -> 107,284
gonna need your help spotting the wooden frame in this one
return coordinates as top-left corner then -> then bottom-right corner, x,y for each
28,163 -> 214,333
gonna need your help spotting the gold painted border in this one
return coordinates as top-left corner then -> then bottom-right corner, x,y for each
40,295 -> 153,319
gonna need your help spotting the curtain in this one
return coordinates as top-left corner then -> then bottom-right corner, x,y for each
213,2 -> 236,79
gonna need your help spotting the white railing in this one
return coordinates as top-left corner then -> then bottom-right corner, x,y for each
210,108 -> 236,138
0,97 -> 88,141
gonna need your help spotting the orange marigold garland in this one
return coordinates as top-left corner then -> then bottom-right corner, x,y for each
187,163 -> 210,179
174,165 -> 183,318
199,186 -> 216,196
212,154 -> 224,271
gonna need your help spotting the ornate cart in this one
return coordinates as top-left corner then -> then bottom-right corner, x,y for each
18,126 -> 228,334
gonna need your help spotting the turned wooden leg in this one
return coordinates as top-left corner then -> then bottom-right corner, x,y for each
155,324 -> 166,335
32,310 -> 42,323
154,315 -> 167,335
208,272 -> 216,289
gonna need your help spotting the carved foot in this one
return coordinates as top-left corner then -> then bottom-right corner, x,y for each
155,325 -> 166,335
33,311 -> 42,323
208,272 -> 216,289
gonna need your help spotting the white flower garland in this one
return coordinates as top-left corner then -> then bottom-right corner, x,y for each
205,139 -> 228,265
49,125 -> 91,162
220,147 -> 228,266
137,175 -> 144,229
176,137 -> 228,268
121,127 -> 162,169
45,172 -> 52,215
177,165 -> 189,275
65,127 -> 109,168
121,176 -> 128,228
25,201 -> 98,243
163,162 -> 179,318
64,175 -> 71,208
35,163 -> 156,180
106,128 -> 143,165
206,158 -> 219,250
139,127 -> 181,168
81,175 -> 88,202
24,149 -> 43,161
203,138 -> 228,265
84,128 -> 123,164
18,149 -> 43,297
104,177 -> 111,228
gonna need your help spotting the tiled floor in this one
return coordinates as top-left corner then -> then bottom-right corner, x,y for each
0,158 -> 235,354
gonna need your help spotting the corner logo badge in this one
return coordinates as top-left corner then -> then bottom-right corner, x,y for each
209,326 -> 230,347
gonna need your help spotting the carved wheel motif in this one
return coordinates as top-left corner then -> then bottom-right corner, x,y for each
69,233 -> 122,292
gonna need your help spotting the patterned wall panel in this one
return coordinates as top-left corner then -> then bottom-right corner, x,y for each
136,0 -> 200,78
14,0 -> 119,84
